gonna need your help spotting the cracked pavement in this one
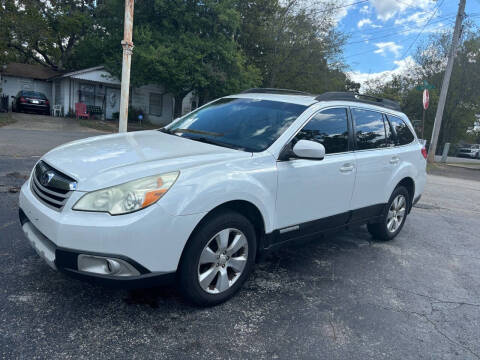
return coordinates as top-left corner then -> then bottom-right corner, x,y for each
1,127 -> 480,359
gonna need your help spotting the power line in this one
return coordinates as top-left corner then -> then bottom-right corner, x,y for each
345,15 -> 457,46
344,20 -> 454,59
391,0 -> 446,69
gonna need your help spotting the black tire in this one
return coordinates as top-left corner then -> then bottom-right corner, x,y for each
367,186 -> 410,241
178,211 -> 257,306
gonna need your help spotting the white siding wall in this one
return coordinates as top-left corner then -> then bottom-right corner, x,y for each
1,75 -> 53,110
131,84 -> 174,125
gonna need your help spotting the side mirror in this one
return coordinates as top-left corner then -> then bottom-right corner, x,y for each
292,140 -> 325,160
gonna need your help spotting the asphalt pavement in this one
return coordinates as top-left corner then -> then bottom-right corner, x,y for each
1,127 -> 480,359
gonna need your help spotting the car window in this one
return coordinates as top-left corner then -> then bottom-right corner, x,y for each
292,108 -> 349,154
384,115 -> 395,146
164,98 -> 307,152
387,115 -> 415,145
351,108 -> 386,150
22,91 -> 46,99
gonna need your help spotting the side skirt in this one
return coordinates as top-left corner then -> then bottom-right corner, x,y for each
262,204 -> 385,252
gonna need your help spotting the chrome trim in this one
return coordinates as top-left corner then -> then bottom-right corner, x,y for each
279,225 -> 299,234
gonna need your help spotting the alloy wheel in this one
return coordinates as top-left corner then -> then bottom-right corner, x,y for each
197,228 -> 249,294
386,194 -> 407,233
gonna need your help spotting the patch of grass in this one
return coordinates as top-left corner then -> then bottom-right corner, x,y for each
78,118 -> 159,133
78,119 -> 117,132
0,112 -> 17,127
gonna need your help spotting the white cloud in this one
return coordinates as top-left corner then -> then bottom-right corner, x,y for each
368,0 -> 435,22
359,5 -> 370,15
357,18 -> 372,28
357,18 -> 382,29
347,56 -> 418,91
373,42 -> 403,58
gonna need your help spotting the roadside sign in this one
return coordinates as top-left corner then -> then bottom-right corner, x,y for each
423,89 -> 429,110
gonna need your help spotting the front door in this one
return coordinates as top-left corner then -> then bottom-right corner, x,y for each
105,87 -> 120,120
275,107 -> 356,240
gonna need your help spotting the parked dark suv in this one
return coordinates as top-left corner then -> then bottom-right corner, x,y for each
12,91 -> 50,115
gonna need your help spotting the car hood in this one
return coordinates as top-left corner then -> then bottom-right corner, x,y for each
42,130 -> 250,191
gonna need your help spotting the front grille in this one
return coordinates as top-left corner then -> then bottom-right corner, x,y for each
31,161 -> 77,211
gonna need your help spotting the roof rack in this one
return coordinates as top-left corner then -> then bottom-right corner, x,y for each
315,92 -> 401,111
241,88 -> 311,96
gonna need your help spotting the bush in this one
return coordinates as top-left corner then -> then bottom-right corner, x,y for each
128,106 -> 146,123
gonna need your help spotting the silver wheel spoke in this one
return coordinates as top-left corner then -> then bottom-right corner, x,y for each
226,233 -> 247,256
387,218 -> 395,231
397,208 -> 406,218
199,246 -> 217,265
199,266 -> 218,290
198,227 -> 249,294
216,268 -> 230,292
228,256 -> 247,272
216,229 -> 230,250
387,210 -> 394,220
396,196 -> 405,210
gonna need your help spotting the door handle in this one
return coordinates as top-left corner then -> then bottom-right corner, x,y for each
390,156 -> 400,164
340,163 -> 354,173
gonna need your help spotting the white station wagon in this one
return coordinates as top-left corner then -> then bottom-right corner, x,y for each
19,90 -> 427,306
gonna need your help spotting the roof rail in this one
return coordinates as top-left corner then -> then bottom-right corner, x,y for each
315,92 -> 401,111
241,88 -> 311,95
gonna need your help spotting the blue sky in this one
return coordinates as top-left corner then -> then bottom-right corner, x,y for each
331,0 -> 480,85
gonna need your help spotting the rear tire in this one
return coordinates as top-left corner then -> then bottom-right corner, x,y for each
367,186 -> 410,241
178,211 -> 257,306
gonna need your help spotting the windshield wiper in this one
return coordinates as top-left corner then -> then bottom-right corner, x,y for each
185,136 -> 246,151
171,128 -> 224,137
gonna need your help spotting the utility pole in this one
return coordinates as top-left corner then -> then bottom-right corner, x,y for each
118,0 -> 134,133
427,0 -> 466,162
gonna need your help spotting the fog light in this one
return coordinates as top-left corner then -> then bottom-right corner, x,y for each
77,255 -> 141,277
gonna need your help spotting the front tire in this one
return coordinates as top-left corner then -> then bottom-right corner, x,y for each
367,186 -> 410,241
178,211 -> 257,306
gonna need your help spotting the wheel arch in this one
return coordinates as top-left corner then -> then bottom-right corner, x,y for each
180,200 -> 267,264
395,177 -> 415,212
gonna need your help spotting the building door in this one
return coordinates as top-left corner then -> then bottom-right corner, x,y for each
105,87 -> 120,120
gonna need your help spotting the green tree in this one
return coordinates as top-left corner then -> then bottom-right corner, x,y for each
364,26 -> 480,147
0,0 -> 96,70
236,0 -> 348,93
78,0 -> 261,116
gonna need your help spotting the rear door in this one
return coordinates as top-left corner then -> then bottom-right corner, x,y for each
275,107 -> 356,238
349,108 -> 398,220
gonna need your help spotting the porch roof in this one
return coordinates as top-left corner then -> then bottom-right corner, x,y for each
56,66 -> 120,85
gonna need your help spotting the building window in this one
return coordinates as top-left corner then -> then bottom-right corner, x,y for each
149,93 -> 163,116
79,83 -> 95,106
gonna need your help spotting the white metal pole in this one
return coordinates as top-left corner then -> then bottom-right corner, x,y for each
427,0 -> 466,162
118,0 -> 134,133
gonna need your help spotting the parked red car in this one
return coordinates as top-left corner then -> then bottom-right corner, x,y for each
12,90 -> 50,115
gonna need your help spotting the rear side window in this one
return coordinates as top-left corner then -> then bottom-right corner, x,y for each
293,108 -> 349,154
388,115 -> 415,145
351,108 -> 386,150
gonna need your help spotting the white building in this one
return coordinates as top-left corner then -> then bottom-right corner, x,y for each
1,63 -> 198,125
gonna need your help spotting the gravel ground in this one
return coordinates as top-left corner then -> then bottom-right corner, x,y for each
1,128 -> 479,359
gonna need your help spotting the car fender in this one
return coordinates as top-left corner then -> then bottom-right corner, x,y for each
385,159 -> 418,203
158,156 -> 277,233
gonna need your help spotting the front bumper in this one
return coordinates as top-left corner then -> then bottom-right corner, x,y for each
457,153 -> 477,158
19,177 -> 206,284
20,209 -> 175,288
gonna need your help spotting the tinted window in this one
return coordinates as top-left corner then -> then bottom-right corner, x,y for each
293,108 -> 349,154
352,108 -> 386,150
384,115 -> 395,146
388,115 -> 415,145
22,91 -> 47,99
164,98 -> 307,152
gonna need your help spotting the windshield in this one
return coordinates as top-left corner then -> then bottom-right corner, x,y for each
22,91 -> 46,99
163,98 -> 307,152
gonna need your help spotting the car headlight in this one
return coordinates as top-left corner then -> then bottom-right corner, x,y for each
73,171 -> 179,215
